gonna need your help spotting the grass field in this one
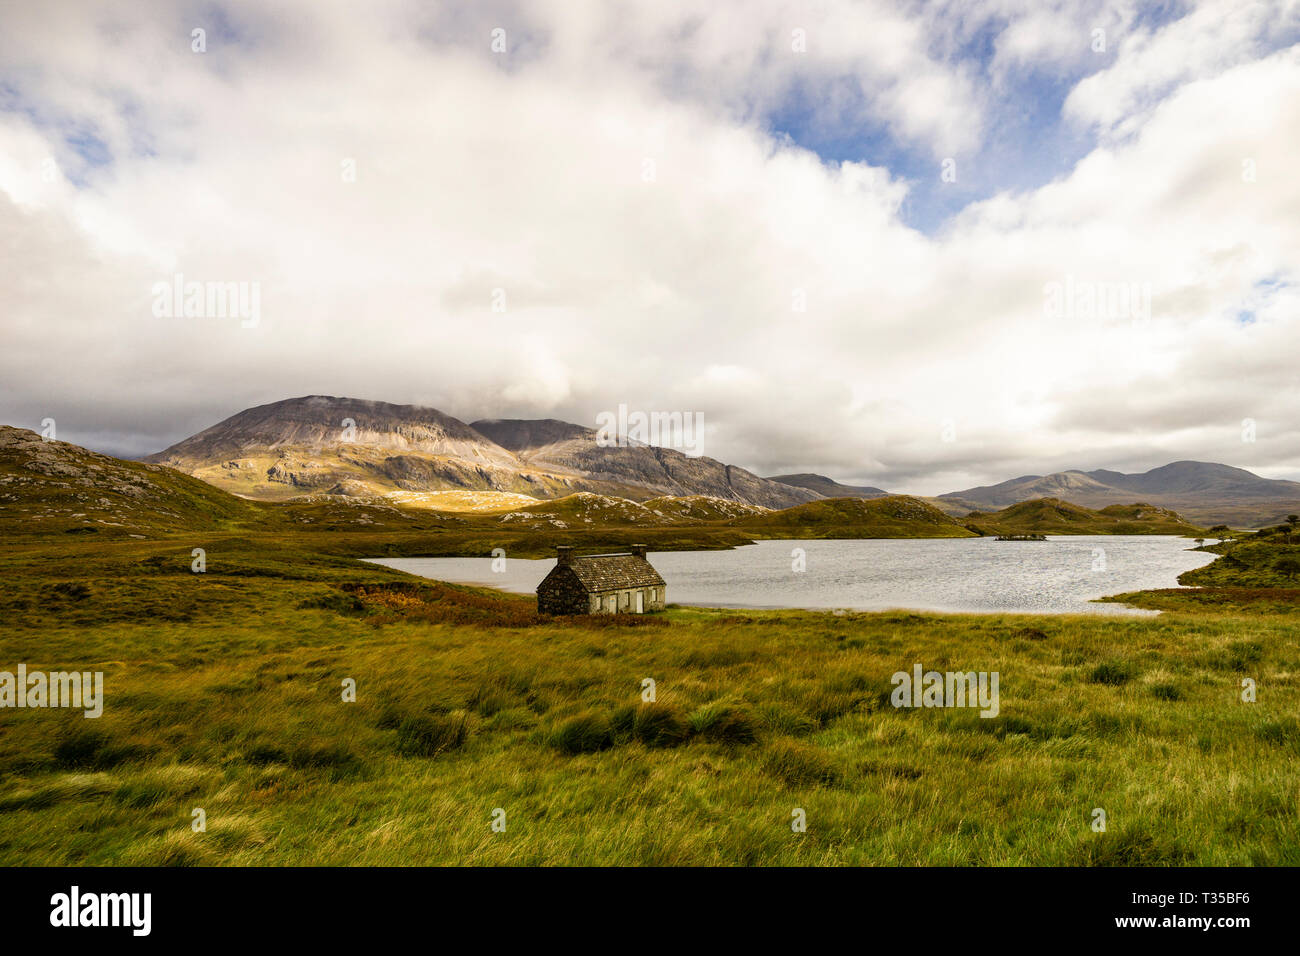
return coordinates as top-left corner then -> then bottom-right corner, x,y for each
0,531 -> 1297,866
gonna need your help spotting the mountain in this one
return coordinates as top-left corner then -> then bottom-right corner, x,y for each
1087,461 -> 1298,499
158,395 -> 511,464
469,418 -> 590,451
471,417 -> 815,509
939,461 -> 1300,527
145,397 -> 817,509
146,396 -> 558,501
937,471 -> 1120,512
766,473 -> 891,499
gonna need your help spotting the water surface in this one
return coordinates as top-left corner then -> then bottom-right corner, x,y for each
367,535 -> 1215,615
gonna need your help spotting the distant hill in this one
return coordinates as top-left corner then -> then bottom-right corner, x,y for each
940,461 -> 1300,527
962,498 -> 1204,536
767,473 -> 891,499
642,495 -> 771,522
144,396 -> 816,509
498,492 -> 666,529
735,496 -> 976,539
0,425 -> 263,535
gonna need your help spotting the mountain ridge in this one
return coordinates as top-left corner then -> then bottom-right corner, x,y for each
117,395 -> 1300,526
938,460 -> 1300,526
767,473 -> 891,499
144,396 -> 817,509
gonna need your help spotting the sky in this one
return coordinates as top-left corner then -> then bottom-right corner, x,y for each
1,0 -> 1298,495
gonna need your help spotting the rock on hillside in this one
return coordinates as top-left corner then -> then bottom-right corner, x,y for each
496,492 -> 668,530
641,495 -> 771,521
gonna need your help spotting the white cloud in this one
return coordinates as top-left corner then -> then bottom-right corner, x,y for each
1064,0 -> 1300,136
1,0 -> 1298,494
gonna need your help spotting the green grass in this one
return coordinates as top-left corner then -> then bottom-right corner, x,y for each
1,533 -> 1298,865
737,496 -> 977,539
963,498 -> 1204,537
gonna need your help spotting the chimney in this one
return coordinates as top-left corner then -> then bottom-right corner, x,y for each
556,545 -> 573,566
629,544 -> 648,560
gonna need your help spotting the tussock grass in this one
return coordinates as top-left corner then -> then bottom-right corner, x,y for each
626,703 -> 691,748
1087,661 -> 1135,686
550,711 -> 615,754
764,739 -> 841,787
688,701 -> 759,745
394,714 -> 469,758
1150,683 -> 1183,701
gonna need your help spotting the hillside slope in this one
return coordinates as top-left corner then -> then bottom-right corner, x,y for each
962,498 -> 1204,536
735,496 -> 977,539
0,426 -> 266,535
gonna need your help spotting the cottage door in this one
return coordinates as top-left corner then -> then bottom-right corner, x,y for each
635,591 -> 644,613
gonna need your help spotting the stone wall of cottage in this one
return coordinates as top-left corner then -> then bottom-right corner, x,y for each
540,580 -> 667,615
537,575 -> 592,615
589,586 -> 667,614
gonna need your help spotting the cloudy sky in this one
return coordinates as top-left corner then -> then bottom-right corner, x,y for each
1,0 -> 1298,494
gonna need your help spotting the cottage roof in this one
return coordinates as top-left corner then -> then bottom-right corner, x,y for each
560,553 -> 665,592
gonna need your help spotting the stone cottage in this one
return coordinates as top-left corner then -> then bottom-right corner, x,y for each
536,545 -> 666,615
